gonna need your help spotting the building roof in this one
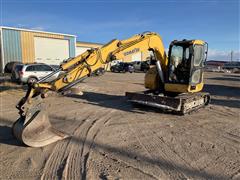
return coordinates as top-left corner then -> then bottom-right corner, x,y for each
0,26 -> 76,37
206,60 -> 227,66
76,41 -> 103,48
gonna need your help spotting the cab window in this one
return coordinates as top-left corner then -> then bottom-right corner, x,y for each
170,45 -> 183,64
33,65 -> 53,71
26,66 -> 36,71
185,48 -> 190,60
40,65 -> 53,71
193,45 -> 204,66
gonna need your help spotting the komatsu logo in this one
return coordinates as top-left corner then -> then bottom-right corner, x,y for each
124,48 -> 140,56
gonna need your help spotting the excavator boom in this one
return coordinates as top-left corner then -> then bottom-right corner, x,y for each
13,32 -> 168,147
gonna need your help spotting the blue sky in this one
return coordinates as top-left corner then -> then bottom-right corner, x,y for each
0,0 -> 239,60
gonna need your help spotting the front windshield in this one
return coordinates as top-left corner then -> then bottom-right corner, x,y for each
169,45 -> 191,83
170,45 -> 183,68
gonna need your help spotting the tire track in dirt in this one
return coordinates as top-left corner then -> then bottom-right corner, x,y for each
178,116 -> 240,151
40,105 -> 93,180
41,106 -> 117,180
128,120 -> 232,179
62,116 -> 98,179
104,151 -> 159,180
121,110 -> 231,179
93,111 -> 178,179
127,122 -> 189,179
62,108 -> 116,179
183,126 -> 240,177
40,117 -> 87,180
151,129 -> 228,179
158,115 -> 239,179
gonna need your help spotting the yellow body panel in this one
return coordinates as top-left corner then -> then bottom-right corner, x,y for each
192,40 -> 205,45
113,32 -> 168,71
164,82 -> 204,93
144,67 -> 160,90
145,72 -> 204,93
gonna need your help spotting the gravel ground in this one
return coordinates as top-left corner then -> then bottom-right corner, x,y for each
0,72 -> 239,180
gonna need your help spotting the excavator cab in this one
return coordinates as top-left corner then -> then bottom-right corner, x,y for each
165,40 -> 208,93
130,38 -> 210,114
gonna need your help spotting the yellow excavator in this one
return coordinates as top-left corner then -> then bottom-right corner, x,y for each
12,32 -> 210,147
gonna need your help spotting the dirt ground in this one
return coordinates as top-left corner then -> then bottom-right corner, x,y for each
0,72 -> 239,180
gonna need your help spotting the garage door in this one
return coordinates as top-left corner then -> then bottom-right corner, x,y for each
34,37 -> 70,65
131,52 -> 142,61
76,46 -> 90,56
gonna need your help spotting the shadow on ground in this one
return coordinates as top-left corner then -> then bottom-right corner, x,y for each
210,98 -> 240,109
0,85 -> 24,92
67,92 -> 180,115
207,76 -> 240,82
204,84 -> 240,108
0,118 -> 23,146
67,92 -> 136,112
203,84 -> 240,98
0,77 -> 27,92
223,74 -> 240,78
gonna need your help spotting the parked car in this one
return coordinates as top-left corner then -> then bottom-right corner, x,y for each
11,63 -> 60,84
92,67 -> 105,76
222,62 -> 240,73
132,61 -> 141,71
11,63 -> 24,82
141,61 -> 150,72
132,60 -> 150,72
5,61 -> 23,74
110,62 -> 134,73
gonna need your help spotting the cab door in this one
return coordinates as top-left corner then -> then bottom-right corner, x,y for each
189,43 -> 207,85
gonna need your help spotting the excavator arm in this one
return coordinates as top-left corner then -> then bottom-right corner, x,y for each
13,32 -> 168,147
21,32 -> 166,96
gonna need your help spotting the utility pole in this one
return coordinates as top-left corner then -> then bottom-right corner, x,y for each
230,50 -> 233,62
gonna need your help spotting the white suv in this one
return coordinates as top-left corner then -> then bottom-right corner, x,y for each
14,63 -> 60,84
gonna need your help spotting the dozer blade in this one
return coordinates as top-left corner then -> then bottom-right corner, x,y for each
126,91 -> 210,114
13,109 -> 69,147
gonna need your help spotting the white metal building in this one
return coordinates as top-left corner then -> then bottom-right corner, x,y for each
0,26 -> 76,72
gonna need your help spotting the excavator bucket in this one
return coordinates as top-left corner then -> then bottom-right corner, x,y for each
12,109 -> 68,147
